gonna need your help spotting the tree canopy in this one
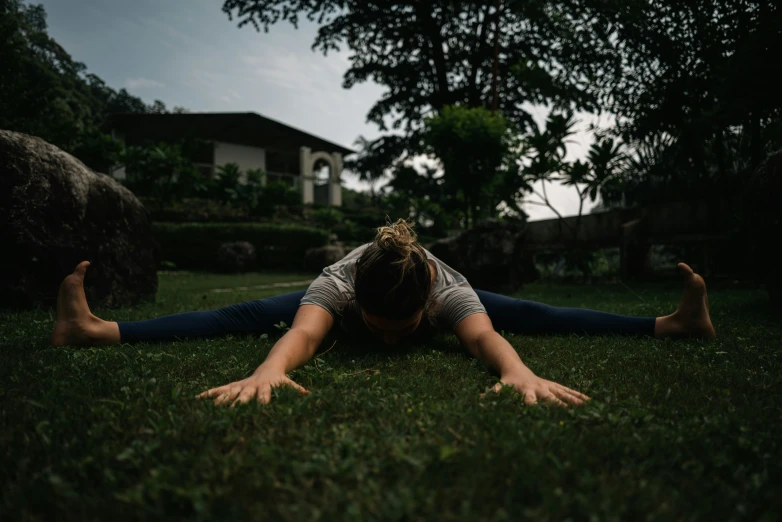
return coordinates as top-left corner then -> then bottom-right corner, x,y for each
422,105 -> 512,227
222,0 -> 782,223
222,0 -> 611,136
0,0 -> 178,170
584,0 -> 782,206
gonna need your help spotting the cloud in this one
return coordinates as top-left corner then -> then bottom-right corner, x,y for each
219,91 -> 242,103
137,16 -> 202,48
240,49 -> 336,98
125,77 -> 165,89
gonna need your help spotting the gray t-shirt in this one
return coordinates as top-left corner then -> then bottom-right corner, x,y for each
300,243 -> 486,331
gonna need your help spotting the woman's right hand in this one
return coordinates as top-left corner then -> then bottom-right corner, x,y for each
196,366 -> 310,406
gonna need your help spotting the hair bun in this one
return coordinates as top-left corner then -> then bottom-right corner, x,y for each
375,218 -> 418,261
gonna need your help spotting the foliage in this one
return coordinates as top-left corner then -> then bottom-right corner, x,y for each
0,0 -> 175,171
222,1 -> 604,134
210,163 -> 245,204
143,198 -> 258,223
221,0 -> 782,241
598,133 -> 680,208
152,222 -> 330,271
68,127 -> 126,174
512,112 -> 624,236
305,207 -> 384,245
342,136 -> 389,200
309,207 -> 344,231
422,105 -> 514,228
119,143 -> 204,208
256,180 -> 302,216
221,0 -> 615,215
742,151 -> 782,308
2,275 -> 781,519
536,248 -> 620,282
581,0 -> 782,209
383,164 -> 462,235
323,202 -> 395,244
206,164 -> 299,216
340,187 -> 375,211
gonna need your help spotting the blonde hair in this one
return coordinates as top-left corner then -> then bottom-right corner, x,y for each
374,218 -> 421,269
352,218 -> 434,320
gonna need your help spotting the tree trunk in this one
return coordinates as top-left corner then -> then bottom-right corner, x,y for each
468,5 -> 491,108
714,128 -> 726,179
415,3 -> 450,110
749,113 -> 763,172
464,194 -> 471,229
490,0 -> 501,112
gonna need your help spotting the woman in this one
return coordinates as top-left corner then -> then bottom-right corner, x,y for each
50,219 -> 716,407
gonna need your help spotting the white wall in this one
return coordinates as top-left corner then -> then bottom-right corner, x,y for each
110,165 -> 126,180
214,142 -> 266,183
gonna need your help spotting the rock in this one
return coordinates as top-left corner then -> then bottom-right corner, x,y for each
0,130 -> 158,309
427,220 -> 536,293
216,241 -> 257,273
305,245 -> 347,272
745,150 -> 782,309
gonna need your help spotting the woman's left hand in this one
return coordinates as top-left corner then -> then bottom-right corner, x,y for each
481,372 -> 590,407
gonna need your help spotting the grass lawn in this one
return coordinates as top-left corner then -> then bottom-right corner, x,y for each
1,272 -> 781,521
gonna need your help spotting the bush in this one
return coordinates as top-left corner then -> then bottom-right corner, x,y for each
744,150 -> 782,309
305,206 -> 382,246
119,142 -> 205,208
141,194 -> 305,223
142,198 -> 251,222
256,181 -> 301,213
152,222 -> 330,271
310,207 -> 344,230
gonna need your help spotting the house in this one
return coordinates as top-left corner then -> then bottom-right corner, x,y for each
103,112 -> 354,206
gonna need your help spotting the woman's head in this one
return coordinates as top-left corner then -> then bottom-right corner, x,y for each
354,219 -> 433,343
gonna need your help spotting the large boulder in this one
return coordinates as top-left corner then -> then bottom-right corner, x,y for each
216,241 -> 257,273
427,220 -> 537,293
745,150 -> 782,309
0,130 -> 158,309
304,245 -> 347,272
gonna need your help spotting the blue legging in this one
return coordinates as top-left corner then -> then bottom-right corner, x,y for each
117,290 -> 655,342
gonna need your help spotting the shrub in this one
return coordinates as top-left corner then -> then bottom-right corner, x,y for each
119,142 -> 206,208
310,207 -> 344,230
333,219 -> 377,245
744,150 -> 782,309
253,181 -> 302,217
152,222 -> 330,271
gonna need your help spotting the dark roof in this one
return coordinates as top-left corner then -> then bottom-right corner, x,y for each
102,112 -> 355,156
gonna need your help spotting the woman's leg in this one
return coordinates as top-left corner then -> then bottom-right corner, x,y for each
117,290 -> 306,343
50,261 -> 306,346
476,289 -> 656,336
476,263 -> 715,339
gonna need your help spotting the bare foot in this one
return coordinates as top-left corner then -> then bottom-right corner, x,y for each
656,263 -> 716,340
50,262 -> 118,347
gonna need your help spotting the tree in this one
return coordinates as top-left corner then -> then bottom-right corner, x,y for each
583,0 -> 782,190
223,0 -> 605,133
1,0 -> 94,150
514,111 -> 624,236
221,1 -> 613,172
119,142 -> 202,208
0,1 -> 180,170
342,135 -> 394,201
383,163 -> 460,235
422,105 -> 512,228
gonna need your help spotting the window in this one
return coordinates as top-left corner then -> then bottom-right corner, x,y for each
266,149 -> 299,175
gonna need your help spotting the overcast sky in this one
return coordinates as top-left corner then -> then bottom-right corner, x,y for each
37,0 -> 602,221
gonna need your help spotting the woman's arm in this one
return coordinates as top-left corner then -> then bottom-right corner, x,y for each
261,305 -> 334,374
454,313 -> 589,407
197,304 -> 334,406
